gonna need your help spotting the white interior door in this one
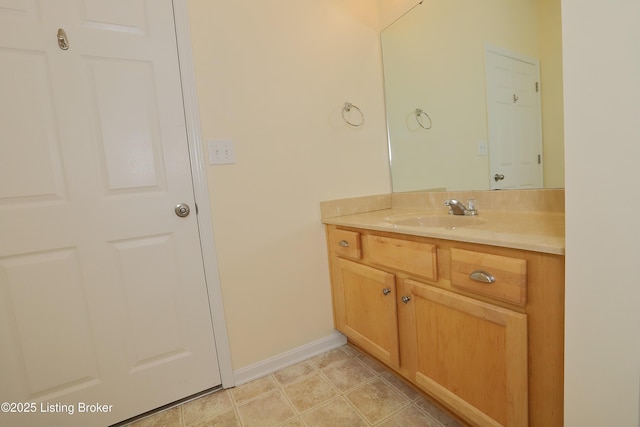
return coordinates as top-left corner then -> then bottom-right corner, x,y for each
485,45 -> 543,189
0,1 -> 221,426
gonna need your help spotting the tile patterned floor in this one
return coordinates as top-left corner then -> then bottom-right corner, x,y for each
125,344 -> 464,427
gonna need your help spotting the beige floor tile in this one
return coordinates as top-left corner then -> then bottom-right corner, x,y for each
354,352 -> 389,375
282,372 -> 339,413
128,406 -> 182,427
415,397 -> 464,427
377,405 -> 442,427
321,358 -> 376,392
182,389 -> 234,425
276,418 -> 305,427
189,409 -> 242,427
273,361 -> 317,386
340,344 -> 364,357
309,347 -> 352,370
300,397 -> 368,427
380,371 -> 423,402
231,375 -> 279,405
345,378 -> 409,424
236,390 -> 296,427
124,345 -> 462,427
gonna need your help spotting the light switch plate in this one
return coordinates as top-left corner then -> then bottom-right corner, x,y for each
209,140 -> 236,165
477,140 -> 488,156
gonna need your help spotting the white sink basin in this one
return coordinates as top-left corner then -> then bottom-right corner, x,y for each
385,214 -> 486,229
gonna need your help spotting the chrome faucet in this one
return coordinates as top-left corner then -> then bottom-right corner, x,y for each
444,199 -> 478,216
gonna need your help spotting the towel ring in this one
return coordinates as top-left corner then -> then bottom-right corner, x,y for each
415,108 -> 432,129
342,102 -> 364,127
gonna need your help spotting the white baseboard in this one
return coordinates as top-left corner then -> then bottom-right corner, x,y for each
232,331 -> 347,386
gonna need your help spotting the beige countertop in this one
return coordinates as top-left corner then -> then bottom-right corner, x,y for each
322,208 -> 565,255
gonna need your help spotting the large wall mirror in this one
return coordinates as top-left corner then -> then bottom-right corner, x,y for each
381,0 -> 564,192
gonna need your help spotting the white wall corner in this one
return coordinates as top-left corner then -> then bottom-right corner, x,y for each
232,332 -> 347,386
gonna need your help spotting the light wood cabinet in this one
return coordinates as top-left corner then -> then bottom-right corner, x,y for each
410,282 -> 528,427
333,258 -> 399,367
325,225 -> 564,427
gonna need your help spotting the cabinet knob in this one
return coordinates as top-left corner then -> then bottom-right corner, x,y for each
382,288 -> 392,296
338,240 -> 350,248
401,295 -> 411,304
469,270 -> 496,283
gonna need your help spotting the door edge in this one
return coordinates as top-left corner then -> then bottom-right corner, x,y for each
172,0 -> 235,389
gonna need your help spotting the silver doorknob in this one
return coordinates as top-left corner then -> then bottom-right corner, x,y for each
494,173 -> 505,182
401,295 -> 411,304
382,288 -> 392,296
175,203 -> 191,217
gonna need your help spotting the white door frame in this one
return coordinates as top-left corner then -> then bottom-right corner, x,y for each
172,1 -> 234,389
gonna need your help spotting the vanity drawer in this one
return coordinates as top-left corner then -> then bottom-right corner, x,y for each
451,248 -> 527,306
367,235 -> 437,280
328,229 -> 361,260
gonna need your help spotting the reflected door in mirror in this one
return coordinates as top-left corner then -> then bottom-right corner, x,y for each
485,46 -> 543,189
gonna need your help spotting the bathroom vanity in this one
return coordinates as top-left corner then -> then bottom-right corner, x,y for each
321,190 -> 564,427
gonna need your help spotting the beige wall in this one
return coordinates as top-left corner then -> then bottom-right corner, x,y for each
563,0 -> 640,425
187,0 -> 391,370
539,0 -> 565,188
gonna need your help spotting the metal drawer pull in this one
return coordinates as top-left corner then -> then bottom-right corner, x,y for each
338,240 -> 350,247
469,270 -> 496,283
382,288 -> 391,296
401,295 -> 411,304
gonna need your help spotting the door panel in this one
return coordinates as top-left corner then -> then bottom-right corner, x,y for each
88,57 -> 164,191
0,50 -> 65,202
0,0 -> 39,20
0,248 -> 99,396
110,234 -> 189,368
0,1 -> 221,426
81,0 -> 148,34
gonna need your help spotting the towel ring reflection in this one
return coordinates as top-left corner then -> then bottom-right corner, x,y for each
415,108 -> 432,129
342,102 -> 365,127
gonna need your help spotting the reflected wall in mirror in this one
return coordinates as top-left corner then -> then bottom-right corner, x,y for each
381,0 -> 564,192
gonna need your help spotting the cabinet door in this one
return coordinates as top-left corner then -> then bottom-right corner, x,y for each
334,258 -> 399,367
408,281 -> 528,427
